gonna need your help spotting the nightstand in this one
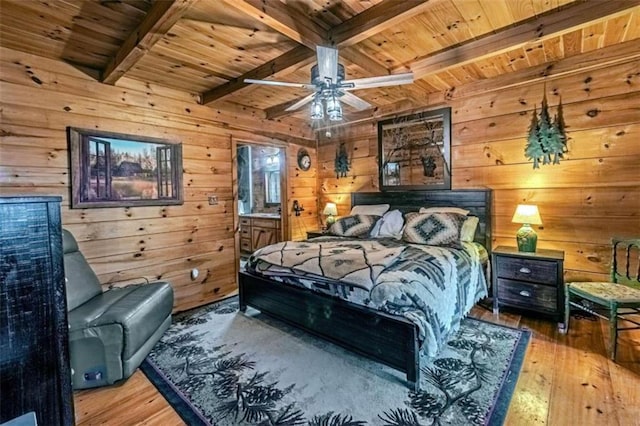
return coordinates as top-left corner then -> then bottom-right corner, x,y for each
492,246 -> 565,327
306,230 -> 326,239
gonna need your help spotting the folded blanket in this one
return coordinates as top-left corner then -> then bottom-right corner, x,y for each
252,240 -> 406,291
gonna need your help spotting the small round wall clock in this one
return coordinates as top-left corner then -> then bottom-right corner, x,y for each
297,148 -> 311,171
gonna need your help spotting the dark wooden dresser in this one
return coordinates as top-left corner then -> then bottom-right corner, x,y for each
492,245 -> 565,327
0,196 -> 74,425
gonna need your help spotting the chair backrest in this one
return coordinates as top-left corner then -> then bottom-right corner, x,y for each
611,238 -> 640,289
62,229 -> 103,311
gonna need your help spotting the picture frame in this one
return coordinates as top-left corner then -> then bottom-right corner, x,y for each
67,127 -> 183,208
378,107 -> 451,191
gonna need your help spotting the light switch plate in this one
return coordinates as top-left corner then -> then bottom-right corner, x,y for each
208,195 -> 218,205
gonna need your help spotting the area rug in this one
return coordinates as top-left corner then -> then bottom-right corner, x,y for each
141,296 -> 530,425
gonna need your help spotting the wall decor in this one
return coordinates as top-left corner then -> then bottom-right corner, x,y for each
297,148 -> 311,171
334,142 -> 350,178
68,128 -> 183,208
378,107 -> 451,191
525,91 -> 568,168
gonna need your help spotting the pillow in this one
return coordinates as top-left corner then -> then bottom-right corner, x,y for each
350,204 -> 390,216
371,209 -> 404,239
419,206 -> 470,216
402,212 -> 466,247
460,216 -> 480,242
328,214 -> 381,238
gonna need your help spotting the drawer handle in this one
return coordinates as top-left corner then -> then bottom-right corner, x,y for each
519,290 -> 531,297
519,267 -> 531,274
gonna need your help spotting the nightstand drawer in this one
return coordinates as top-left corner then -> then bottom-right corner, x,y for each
496,278 -> 558,313
496,257 -> 557,285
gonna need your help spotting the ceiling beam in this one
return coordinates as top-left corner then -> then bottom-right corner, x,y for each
201,0 -> 441,105
101,0 -> 197,85
328,0 -> 436,47
200,0 -> 327,106
265,98 -> 306,120
410,0 -> 640,80
200,45 -> 316,105
339,47 -> 390,77
221,0 -> 327,48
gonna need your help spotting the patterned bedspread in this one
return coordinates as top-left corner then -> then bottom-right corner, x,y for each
247,236 -> 488,357
250,240 -> 406,290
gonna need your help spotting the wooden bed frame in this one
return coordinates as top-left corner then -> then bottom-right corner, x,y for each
239,189 -> 492,390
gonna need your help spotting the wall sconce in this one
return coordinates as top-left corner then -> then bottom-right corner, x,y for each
293,199 -> 304,216
512,204 -> 542,252
323,202 -> 338,228
525,90 -> 567,168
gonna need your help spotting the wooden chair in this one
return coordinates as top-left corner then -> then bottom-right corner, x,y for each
564,238 -> 640,360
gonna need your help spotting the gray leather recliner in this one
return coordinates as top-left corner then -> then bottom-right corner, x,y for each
62,229 -> 174,389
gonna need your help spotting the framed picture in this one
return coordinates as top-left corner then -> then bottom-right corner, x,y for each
378,107 -> 451,191
68,127 -> 183,208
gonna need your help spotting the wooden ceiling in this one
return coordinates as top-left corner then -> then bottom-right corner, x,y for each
1,0 -> 639,141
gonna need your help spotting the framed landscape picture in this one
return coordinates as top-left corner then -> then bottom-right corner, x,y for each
68,127 -> 183,208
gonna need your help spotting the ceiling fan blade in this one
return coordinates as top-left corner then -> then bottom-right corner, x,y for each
343,72 -> 414,90
244,78 -> 316,90
339,92 -> 371,111
316,45 -> 338,84
284,93 -> 316,112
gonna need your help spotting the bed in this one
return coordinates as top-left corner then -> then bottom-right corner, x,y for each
238,189 -> 492,390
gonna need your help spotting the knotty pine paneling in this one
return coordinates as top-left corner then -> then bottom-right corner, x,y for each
0,47 -> 307,312
286,144 -> 319,240
318,55 -> 640,282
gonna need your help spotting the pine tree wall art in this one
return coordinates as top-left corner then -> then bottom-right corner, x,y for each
525,90 -> 568,169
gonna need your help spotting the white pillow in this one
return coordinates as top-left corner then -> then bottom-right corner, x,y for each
419,206 -> 470,216
460,216 -> 480,242
372,209 -> 404,239
350,203 -> 390,216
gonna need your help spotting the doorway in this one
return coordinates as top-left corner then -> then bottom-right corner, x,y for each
236,143 -> 286,265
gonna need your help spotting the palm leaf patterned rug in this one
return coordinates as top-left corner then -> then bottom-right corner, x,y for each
141,296 -> 529,425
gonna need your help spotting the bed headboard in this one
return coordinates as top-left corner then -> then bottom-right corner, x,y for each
351,190 -> 492,252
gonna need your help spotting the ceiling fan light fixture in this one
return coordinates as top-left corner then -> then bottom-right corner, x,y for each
326,95 -> 343,121
310,97 -> 324,120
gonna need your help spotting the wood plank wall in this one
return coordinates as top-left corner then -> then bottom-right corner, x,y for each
317,56 -> 640,282
286,145 -> 319,241
0,46 -> 313,312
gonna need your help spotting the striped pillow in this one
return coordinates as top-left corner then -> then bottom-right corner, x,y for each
402,212 -> 466,247
328,214 -> 381,238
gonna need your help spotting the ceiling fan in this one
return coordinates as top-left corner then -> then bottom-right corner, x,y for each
244,45 -> 414,121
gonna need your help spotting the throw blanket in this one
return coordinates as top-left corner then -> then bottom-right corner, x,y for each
251,240 -> 406,290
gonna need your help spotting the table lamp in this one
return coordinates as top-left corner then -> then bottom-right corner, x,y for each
323,202 -> 338,228
512,204 -> 542,252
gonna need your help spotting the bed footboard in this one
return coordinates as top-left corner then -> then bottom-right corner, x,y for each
239,271 -> 420,390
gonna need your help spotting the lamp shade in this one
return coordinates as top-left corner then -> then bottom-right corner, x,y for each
323,202 -> 338,216
511,204 -> 542,225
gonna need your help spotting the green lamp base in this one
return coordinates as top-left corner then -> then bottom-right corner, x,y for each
516,223 -> 538,252
325,215 -> 336,228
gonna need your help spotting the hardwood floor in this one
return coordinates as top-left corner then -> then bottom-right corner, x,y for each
74,306 -> 640,426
